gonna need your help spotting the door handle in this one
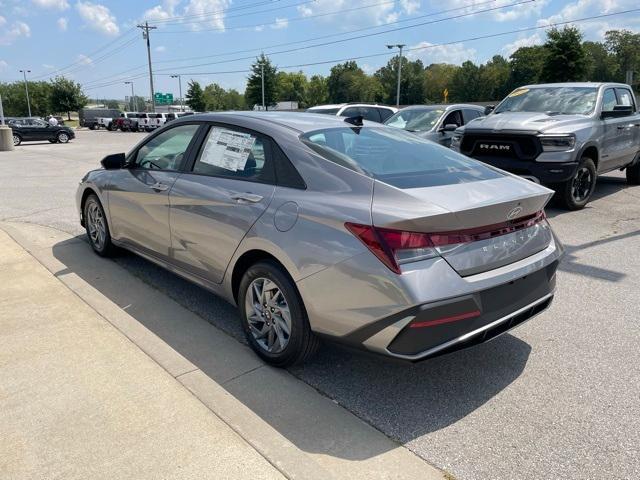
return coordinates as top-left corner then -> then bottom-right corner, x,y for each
230,192 -> 263,203
149,182 -> 169,191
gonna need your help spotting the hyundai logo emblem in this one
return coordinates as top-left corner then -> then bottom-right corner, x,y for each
507,206 -> 523,220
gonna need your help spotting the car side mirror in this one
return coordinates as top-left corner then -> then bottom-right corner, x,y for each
101,152 -> 126,170
601,105 -> 633,119
440,123 -> 458,133
484,105 -> 495,115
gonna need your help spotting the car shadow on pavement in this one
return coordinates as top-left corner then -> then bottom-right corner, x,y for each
51,236 -> 532,456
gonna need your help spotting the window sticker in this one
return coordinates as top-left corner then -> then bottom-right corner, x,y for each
508,88 -> 529,97
200,128 -> 257,171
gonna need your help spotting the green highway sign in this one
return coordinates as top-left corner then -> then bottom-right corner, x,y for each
154,92 -> 174,105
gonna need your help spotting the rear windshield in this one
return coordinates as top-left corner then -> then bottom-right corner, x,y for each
307,108 -> 340,115
301,127 -> 503,188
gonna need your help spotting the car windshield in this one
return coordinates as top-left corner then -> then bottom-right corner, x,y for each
307,108 -> 340,115
494,86 -> 598,115
301,127 -> 503,188
384,108 -> 444,132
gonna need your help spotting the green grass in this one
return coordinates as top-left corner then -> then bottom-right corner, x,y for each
64,119 -> 79,128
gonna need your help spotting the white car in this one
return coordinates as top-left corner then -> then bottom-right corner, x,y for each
306,103 -> 398,123
151,113 -> 171,129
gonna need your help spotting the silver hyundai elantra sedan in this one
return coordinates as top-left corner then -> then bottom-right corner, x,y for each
77,112 -> 563,367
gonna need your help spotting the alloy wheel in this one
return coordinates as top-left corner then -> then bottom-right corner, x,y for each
58,133 -> 69,143
86,201 -> 106,250
571,166 -> 593,202
245,277 -> 292,354
13,135 -> 20,146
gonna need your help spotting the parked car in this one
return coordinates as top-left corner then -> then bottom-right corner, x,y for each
114,112 -> 140,132
77,112 -> 563,366
384,104 -> 484,147
96,116 -> 116,130
9,117 -> 75,146
306,103 -> 398,123
136,113 -> 154,132
451,83 -> 640,209
79,108 -> 121,130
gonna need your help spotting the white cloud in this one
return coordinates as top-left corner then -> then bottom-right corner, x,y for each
0,21 -> 31,46
32,0 -> 69,9
271,17 -> 288,30
76,54 -> 93,65
0,60 -> 8,72
501,32 -> 544,57
182,0 -> 231,32
408,42 -> 477,65
0,16 -> 6,28
42,63 -> 55,69
143,0 -> 180,21
155,45 -> 167,52
296,0 -> 415,27
57,17 -> 68,31
430,0 -> 549,23
76,1 -> 119,36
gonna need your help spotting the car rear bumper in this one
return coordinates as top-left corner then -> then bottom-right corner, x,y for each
471,155 -> 579,183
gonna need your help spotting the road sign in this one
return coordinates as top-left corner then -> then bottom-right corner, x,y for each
153,93 -> 174,105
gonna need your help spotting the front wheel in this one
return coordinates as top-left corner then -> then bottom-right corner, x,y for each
13,134 -> 22,146
57,132 -> 70,143
555,157 -> 597,210
83,194 -> 115,257
238,261 -> 320,367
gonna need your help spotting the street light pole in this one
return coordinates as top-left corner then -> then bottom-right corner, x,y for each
124,81 -> 135,111
386,44 -> 405,108
171,75 -> 183,112
261,63 -> 265,110
19,69 -> 32,117
137,21 -> 157,112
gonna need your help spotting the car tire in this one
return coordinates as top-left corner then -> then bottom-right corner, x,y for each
107,122 -> 113,131
57,132 -> 70,143
13,134 -> 22,146
88,125 -> 96,130
626,156 -> 640,185
49,139 -> 57,143
555,157 -> 597,210
83,194 -> 115,257
238,260 -> 320,367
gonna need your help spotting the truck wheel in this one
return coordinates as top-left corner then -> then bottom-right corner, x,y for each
626,156 -> 640,185
556,157 -> 597,210
107,122 -> 114,131
88,125 -> 96,130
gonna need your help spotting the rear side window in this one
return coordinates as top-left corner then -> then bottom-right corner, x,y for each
615,88 -> 636,110
301,127 -> 503,189
378,108 -> 395,122
192,126 -> 275,183
463,109 -> 482,123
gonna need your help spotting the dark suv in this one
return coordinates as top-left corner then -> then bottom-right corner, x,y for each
9,118 -> 75,146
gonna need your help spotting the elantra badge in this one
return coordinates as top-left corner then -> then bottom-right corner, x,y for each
507,206 -> 523,220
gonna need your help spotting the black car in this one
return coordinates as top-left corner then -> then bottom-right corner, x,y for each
9,118 -> 75,146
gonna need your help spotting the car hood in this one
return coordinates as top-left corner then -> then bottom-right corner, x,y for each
461,111 -> 592,134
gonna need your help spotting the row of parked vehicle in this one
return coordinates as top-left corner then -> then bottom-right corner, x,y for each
79,108 -> 194,132
307,82 -> 640,210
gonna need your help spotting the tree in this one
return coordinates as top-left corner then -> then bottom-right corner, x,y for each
105,99 -> 120,109
604,30 -> 640,84
306,75 -> 328,106
245,53 -> 278,109
224,89 -> 245,110
49,76 -> 88,120
0,80 -> 52,117
203,83 -> 227,111
583,41 -> 618,82
423,63 -> 459,103
479,55 -> 511,101
327,61 -> 374,103
374,57 -> 425,105
540,26 -> 588,83
509,45 -> 547,87
450,61 -> 482,102
276,71 -> 308,106
185,80 -> 206,111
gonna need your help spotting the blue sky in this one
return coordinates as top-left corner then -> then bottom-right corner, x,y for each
1,0 -> 638,100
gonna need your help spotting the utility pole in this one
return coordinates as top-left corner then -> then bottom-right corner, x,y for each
171,75 -> 183,112
261,62 -> 265,110
386,44 -> 405,108
19,69 -> 32,117
137,22 -> 157,112
124,81 -> 135,111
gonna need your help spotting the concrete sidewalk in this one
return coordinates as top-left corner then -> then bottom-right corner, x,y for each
0,228 -> 285,480
0,223 -> 446,480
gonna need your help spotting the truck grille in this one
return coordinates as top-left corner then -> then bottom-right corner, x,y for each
461,133 -> 542,161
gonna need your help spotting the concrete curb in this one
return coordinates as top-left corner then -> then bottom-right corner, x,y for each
1,221 -> 446,480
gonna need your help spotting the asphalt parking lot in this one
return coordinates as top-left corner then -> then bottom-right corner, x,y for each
1,130 -> 639,480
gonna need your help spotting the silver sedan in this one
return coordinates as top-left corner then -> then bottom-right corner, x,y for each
77,112 -> 563,367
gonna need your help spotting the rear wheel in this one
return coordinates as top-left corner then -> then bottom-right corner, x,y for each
626,156 -> 640,185
555,157 -> 597,210
238,261 -> 320,367
83,194 -> 115,257
88,124 -> 96,130
13,134 -> 22,146
57,132 -> 70,143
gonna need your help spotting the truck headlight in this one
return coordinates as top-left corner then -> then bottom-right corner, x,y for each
450,133 -> 462,150
540,135 -> 576,152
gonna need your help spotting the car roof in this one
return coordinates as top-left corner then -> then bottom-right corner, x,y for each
521,82 -> 631,89
173,111 -> 382,134
399,104 -> 484,111
308,103 -> 397,110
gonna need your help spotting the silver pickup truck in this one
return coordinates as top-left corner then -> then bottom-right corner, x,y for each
451,82 -> 640,209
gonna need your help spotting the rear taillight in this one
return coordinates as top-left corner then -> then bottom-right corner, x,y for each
346,210 -> 546,274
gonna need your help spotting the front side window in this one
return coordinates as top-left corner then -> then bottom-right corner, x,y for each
133,124 -> 200,170
192,126 -> 272,182
378,108 -> 395,122
302,127 -> 503,189
442,110 -> 463,128
602,89 -> 617,112
495,86 -> 598,115
463,109 -> 482,122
